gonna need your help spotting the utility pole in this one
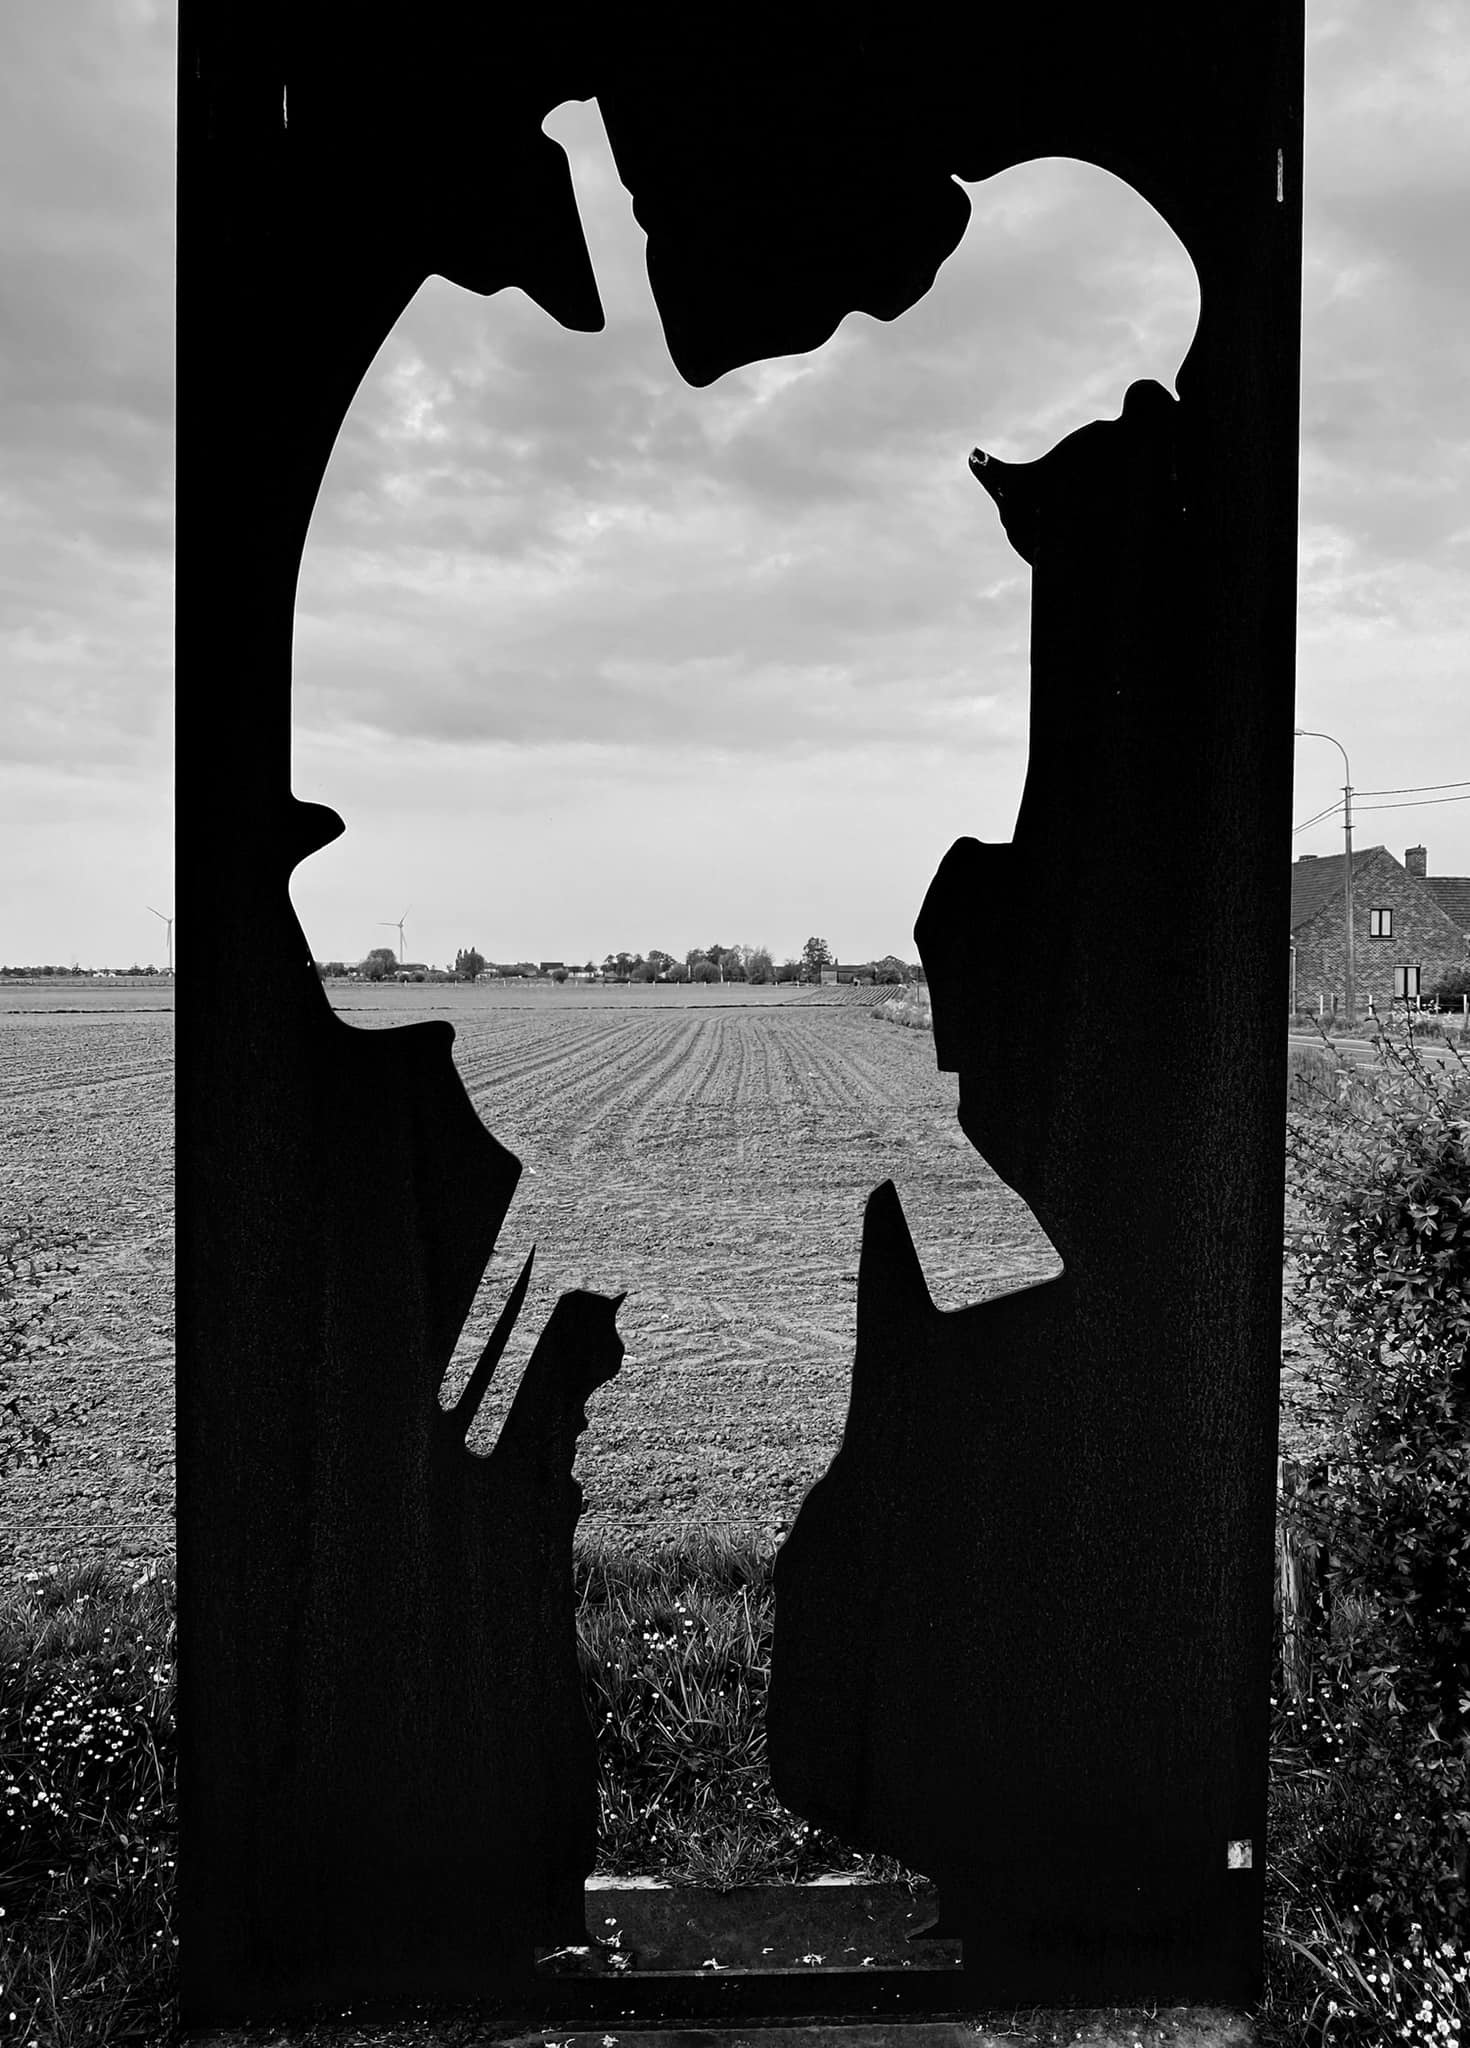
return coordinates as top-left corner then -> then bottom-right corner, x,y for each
1294,730 -> 1355,1026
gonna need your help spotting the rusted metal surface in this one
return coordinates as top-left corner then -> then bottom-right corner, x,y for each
177,1 -> 1301,2023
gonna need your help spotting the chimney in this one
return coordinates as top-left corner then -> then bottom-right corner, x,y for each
1405,845 -> 1427,878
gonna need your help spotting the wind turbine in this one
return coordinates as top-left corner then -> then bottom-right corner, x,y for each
379,910 -> 409,965
147,906 -> 174,975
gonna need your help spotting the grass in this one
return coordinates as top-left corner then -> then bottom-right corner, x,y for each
1288,1041 -> 1346,1110
1291,1009 -> 1469,1044
0,1535 -> 906,2045
1286,1015 -> 1470,1119
0,1561 -> 177,2046
1260,1590 -> 1468,2048
3,1530 -> 1464,2045
871,983 -> 932,1031
576,1528 -> 914,1888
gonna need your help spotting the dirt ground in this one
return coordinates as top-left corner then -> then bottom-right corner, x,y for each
1,980 -> 1328,1581
2,988 -> 172,1578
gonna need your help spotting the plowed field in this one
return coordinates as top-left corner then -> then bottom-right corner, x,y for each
421,988 -> 1061,1545
3,980 -> 1326,1579
2,988 -> 173,1580
2,983 -> 1061,1574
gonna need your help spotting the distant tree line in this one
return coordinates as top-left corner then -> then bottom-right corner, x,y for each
0,964 -> 164,978
312,938 -> 919,986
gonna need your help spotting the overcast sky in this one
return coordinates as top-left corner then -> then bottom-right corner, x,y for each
2,1 -> 1467,969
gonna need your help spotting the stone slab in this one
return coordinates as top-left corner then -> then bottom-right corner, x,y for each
543,1882 -> 960,1977
190,2006 -> 1256,2047
500,2021 -> 1255,2048
185,1870 -> 1251,2048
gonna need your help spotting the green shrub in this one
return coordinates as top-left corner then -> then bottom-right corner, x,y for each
1279,1029 -> 1469,1969
1430,966 -> 1470,1010
871,985 -> 932,1033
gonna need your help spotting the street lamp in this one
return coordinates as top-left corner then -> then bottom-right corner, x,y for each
1294,729 -> 1355,1026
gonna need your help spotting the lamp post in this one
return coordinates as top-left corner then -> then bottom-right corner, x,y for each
1294,729 -> 1355,1026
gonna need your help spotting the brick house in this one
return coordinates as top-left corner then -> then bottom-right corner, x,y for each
1290,843 -> 1470,1014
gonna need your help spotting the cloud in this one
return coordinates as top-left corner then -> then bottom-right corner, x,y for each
6,1 -> 1468,960
294,113 -> 1198,781
1299,0 -> 1470,627
0,0 -> 174,800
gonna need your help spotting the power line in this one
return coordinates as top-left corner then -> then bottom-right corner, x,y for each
1354,777 -> 1470,798
1296,790 -> 1470,832
1352,792 -> 1470,815
1293,800 -> 1344,835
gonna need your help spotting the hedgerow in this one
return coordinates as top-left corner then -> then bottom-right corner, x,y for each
1270,1022 -> 1469,2044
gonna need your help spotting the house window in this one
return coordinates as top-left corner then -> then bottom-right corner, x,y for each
1393,966 -> 1421,999
1369,907 -> 1392,937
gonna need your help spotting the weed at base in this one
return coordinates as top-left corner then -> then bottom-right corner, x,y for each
574,1526 -> 919,1891
1,1560 -> 177,2047
6,1522 -> 1465,2046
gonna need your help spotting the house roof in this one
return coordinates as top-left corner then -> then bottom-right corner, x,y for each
1289,848 -> 1382,932
1291,846 -> 1470,937
1423,875 -> 1470,933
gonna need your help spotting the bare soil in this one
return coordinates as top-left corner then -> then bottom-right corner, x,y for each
2,986 -> 173,1580
348,983 -> 1061,1549
1,981 -> 1329,1581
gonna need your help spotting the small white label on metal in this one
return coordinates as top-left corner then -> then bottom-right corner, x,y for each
1227,1839 -> 1253,1869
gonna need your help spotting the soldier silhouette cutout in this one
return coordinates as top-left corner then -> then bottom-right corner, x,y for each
769,381 -> 1265,1998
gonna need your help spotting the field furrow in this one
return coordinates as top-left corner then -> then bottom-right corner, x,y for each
476,1024 -> 651,1155
4,984 -> 1069,1573
482,1009 -> 632,1080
